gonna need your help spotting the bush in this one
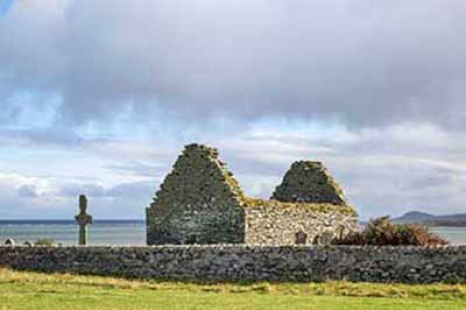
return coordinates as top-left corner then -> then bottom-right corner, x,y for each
397,224 -> 449,246
365,216 -> 400,246
334,216 -> 448,246
334,231 -> 367,246
35,238 -> 56,247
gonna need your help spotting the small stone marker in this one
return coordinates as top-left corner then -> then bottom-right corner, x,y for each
75,195 -> 93,246
23,241 -> 34,247
5,238 -> 15,246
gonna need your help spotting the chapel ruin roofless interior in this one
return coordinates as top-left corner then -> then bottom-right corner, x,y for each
146,143 -> 358,245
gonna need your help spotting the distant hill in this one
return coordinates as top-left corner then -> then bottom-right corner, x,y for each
393,211 -> 435,223
393,211 -> 466,227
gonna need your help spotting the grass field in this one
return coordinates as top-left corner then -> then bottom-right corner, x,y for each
1,269 -> 466,309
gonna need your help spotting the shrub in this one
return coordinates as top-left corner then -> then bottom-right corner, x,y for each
397,224 -> 449,246
334,231 -> 366,246
35,238 -> 56,247
334,216 -> 448,246
364,216 -> 401,246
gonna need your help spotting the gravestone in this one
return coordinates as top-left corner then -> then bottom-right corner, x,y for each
75,195 -> 93,246
295,231 -> 308,245
23,241 -> 34,247
5,239 -> 15,246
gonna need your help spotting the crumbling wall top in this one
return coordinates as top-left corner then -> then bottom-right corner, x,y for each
271,161 -> 348,205
242,197 -> 357,215
149,143 -> 245,209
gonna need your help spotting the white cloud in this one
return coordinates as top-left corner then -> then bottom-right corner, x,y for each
0,172 -> 54,196
2,116 -> 466,220
0,1 -> 465,219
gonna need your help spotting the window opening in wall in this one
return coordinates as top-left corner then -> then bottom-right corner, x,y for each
295,231 -> 308,245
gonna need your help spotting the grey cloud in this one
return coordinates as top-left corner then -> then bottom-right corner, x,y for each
1,121 -> 465,219
1,0 -> 466,220
106,161 -> 167,178
1,0 -> 466,128
0,176 -> 155,219
18,185 -> 38,198
403,166 -> 459,190
59,183 -> 107,198
58,181 -> 154,202
106,181 -> 154,200
0,128 -> 84,147
209,125 -> 466,218
58,181 -> 154,218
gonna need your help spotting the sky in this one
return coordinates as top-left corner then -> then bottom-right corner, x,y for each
0,0 -> 465,220
0,0 -> 14,17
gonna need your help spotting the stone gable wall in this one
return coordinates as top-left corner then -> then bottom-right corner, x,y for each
272,161 -> 348,205
244,202 -> 359,245
1,245 -> 466,284
147,144 -> 245,245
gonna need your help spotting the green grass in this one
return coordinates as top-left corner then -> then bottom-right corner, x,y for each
1,269 -> 466,309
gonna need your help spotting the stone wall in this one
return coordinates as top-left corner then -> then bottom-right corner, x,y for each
244,201 -> 358,245
1,245 -> 466,284
272,161 -> 348,205
146,144 -> 245,245
146,144 -> 359,246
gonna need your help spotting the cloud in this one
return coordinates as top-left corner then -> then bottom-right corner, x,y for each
1,1 -> 465,220
1,0 -> 466,129
0,172 -> 59,218
106,181 -> 154,200
0,173 -> 53,196
0,120 -> 465,220
0,170 -> 155,219
106,161 -> 166,178
18,185 -> 38,198
59,183 -> 107,198
208,121 -> 466,218
0,127 -> 85,148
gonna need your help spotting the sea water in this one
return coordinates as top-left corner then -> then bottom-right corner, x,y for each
0,221 -> 465,246
0,220 -> 146,246
431,227 -> 466,246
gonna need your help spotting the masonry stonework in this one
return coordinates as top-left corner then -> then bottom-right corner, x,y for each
146,144 -> 358,246
146,144 -> 245,245
272,161 -> 348,205
244,202 -> 358,245
1,246 -> 466,284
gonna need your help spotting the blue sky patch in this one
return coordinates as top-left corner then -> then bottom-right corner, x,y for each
0,0 -> 15,18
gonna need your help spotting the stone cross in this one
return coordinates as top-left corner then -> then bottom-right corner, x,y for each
75,195 -> 93,246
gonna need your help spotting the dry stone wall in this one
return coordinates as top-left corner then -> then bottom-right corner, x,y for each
146,144 -> 245,245
1,245 -> 466,284
272,161 -> 348,205
244,202 -> 358,245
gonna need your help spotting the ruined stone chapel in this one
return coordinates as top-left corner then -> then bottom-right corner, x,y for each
146,144 -> 358,245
